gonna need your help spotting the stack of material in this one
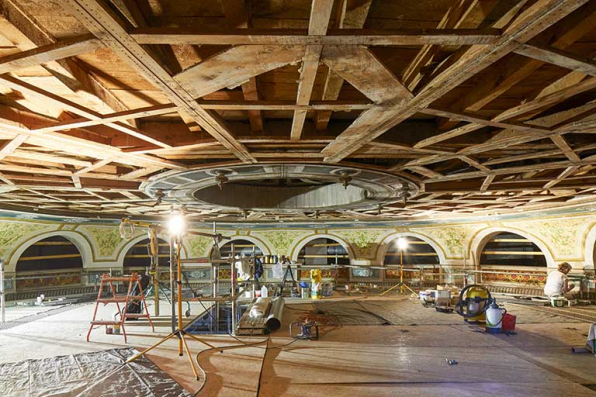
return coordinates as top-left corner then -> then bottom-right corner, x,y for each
237,297 -> 284,335
249,297 -> 271,318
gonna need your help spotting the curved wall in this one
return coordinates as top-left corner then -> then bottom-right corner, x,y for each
1,211 -> 596,282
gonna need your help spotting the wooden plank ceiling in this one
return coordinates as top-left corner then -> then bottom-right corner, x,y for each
0,0 -> 596,221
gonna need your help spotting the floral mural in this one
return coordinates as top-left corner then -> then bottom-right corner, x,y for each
186,234 -> 215,258
332,229 -> 386,258
0,222 -> 53,254
513,217 -> 588,259
413,225 -> 483,259
257,231 -> 308,257
83,226 -> 124,258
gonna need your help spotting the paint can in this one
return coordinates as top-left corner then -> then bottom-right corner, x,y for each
301,288 -> 310,299
551,297 -> 567,307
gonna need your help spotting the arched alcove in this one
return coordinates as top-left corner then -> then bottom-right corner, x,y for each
473,229 -> 551,287
381,235 -> 441,286
296,237 -> 350,267
290,234 -> 354,262
123,237 -> 170,269
470,228 -> 554,268
291,236 -> 351,283
214,238 -> 265,258
383,236 -> 440,266
15,236 -> 84,291
479,232 -> 547,267
378,232 -> 447,265
585,224 -> 596,273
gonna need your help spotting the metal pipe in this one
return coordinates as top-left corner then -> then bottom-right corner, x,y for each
169,234 -> 176,334
265,297 -> 285,332
231,242 -> 236,335
176,235 -> 183,355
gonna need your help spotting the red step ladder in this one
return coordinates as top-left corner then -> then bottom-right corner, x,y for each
87,273 -> 154,342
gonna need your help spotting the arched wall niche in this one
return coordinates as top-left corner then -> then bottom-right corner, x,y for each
382,236 -> 440,266
116,234 -> 188,267
470,227 -> 555,269
584,224 -> 596,272
377,232 -> 447,265
122,237 -> 170,268
16,236 -> 83,272
7,231 -> 93,274
289,234 -> 354,263
214,236 -> 270,257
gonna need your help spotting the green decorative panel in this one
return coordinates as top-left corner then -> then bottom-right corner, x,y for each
413,225 -> 483,259
0,222 -> 53,254
83,226 -> 123,258
257,231 -> 308,257
332,229 -> 387,258
186,234 -> 215,258
512,217 -> 589,259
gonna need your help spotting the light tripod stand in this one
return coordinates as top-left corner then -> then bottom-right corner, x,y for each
380,238 -> 419,297
125,216 -> 225,380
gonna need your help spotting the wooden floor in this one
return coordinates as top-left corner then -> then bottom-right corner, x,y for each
0,297 -> 595,396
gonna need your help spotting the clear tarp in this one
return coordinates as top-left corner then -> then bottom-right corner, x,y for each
0,348 -> 191,397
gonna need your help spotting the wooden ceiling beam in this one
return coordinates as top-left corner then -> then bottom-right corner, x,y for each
453,1 -> 596,113
0,34 -> 103,74
0,75 -> 171,148
514,43 -> 596,77
290,0 -> 334,140
61,0 -> 256,164
221,0 -> 264,133
314,0 -> 372,132
402,0 -> 490,92
425,159 -> 596,183
415,76 -> 596,155
174,45 -> 305,100
0,135 -> 28,161
0,0 -> 130,115
0,120 -> 183,171
544,165 -> 579,189
321,0 -> 588,163
550,135 -> 581,163
480,174 -> 496,192
131,28 -> 502,46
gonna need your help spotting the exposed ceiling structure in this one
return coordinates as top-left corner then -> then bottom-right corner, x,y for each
0,0 -> 596,221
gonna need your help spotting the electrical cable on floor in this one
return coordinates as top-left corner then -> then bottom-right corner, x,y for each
189,293 -> 311,396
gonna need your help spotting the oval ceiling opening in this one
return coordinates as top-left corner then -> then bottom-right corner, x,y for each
193,179 -> 367,210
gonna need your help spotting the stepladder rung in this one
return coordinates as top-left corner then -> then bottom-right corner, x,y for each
97,295 -> 144,303
101,276 -> 140,282
88,272 -> 153,342
90,320 -> 121,325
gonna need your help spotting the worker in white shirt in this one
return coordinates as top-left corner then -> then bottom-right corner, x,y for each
544,262 -> 576,298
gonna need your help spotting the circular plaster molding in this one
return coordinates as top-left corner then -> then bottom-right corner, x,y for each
141,164 -> 418,213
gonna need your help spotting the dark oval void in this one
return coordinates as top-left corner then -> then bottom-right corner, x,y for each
193,182 -> 367,210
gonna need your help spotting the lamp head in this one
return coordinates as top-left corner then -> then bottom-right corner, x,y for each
396,237 -> 408,250
168,213 -> 186,236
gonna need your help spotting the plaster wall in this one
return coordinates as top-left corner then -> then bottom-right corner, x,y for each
1,211 -> 595,275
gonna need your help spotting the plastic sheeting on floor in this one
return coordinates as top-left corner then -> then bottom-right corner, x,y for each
0,347 -> 191,397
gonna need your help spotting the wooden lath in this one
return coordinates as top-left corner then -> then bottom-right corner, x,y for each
61,0 -> 257,164
320,0 -> 590,163
0,0 -> 592,219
